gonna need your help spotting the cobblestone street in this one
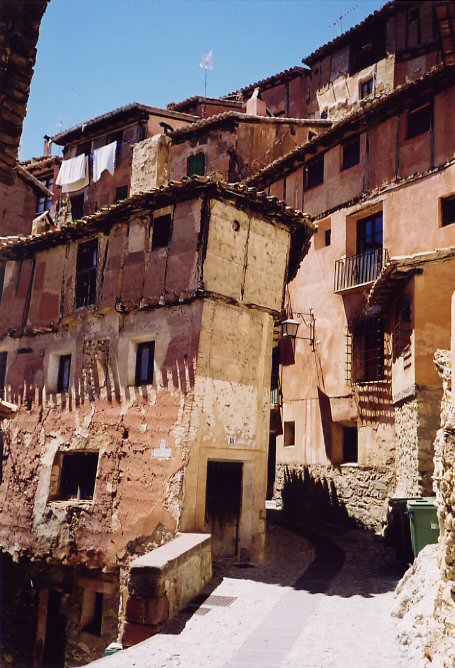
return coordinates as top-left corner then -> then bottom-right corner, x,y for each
88,514 -> 418,668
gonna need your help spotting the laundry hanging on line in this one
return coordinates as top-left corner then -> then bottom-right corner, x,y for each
56,154 -> 89,193
92,141 -> 117,183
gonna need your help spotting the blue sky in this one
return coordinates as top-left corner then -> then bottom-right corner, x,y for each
21,0 -> 385,159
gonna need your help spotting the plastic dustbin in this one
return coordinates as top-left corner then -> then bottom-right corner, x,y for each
406,497 -> 439,558
104,642 -> 123,656
388,498 -> 417,567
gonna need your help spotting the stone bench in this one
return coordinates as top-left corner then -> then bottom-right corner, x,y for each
122,533 -> 212,646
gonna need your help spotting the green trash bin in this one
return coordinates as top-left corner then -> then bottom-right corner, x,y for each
406,497 -> 439,558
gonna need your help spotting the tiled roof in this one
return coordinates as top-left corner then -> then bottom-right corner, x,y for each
303,1 -> 395,65
15,164 -> 53,197
21,155 -> 61,170
247,64 -> 454,188
368,247 -> 455,308
223,66 -> 307,99
170,111 -> 331,141
51,103 -> 197,145
0,177 -> 314,258
167,96 -> 243,112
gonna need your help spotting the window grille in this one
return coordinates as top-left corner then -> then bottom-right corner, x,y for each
349,316 -> 385,383
76,239 -> 98,308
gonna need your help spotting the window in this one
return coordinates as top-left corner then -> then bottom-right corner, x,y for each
0,352 -> 7,399
76,238 -> 98,308
57,354 -> 71,393
407,103 -> 431,139
0,263 -> 5,305
115,185 -> 128,202
36,174 -> 54,213
342,136 -> 360,170
393,299 -> 412,359
342,427 -> 358,463
187,152 -> 205,177
360,77 -> 373,99
351,317 -> 384,383
82,592 -> 104,636
441,195 -> 455,227
135,341 -> 155,386
76,142 -> 91,157
58,452 -> 99,501
151,214 -> 172,250
408,6 -> 419,23
306,155 -> 324,189
349,24 -> 386,74
356,212 -> 383,254
324,228 -> 331,246
284,421 -> 295,447
71,194 -> 85,220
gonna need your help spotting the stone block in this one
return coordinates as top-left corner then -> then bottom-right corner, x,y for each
121,622 -> 160,647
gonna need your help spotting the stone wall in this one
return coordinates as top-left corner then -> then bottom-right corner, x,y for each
394,350 -> 455,667
431,350 -> 455,666
276,463 -> 395,532
122,533 -> 212,647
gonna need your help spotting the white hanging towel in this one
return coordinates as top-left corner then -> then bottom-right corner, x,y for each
56,154 -> 89,193
92,141 -> 117,183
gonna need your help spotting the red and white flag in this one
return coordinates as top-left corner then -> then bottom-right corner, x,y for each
200,50 -> 214,71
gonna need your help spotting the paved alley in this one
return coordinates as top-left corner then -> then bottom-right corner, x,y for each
87,516 -> 419,668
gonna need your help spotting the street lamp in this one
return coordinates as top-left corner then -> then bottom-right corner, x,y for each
281,317 -> 300,340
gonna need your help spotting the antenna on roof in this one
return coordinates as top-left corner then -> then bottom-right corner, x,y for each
56,114 -> 64,132
329,4 -> 359,35
200,50 -> 214,100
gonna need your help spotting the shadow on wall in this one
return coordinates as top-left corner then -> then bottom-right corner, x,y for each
281,466 -> 358,528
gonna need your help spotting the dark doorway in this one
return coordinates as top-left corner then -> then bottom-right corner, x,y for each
343,427 -> 358,463
356,212 -> 383,253
205,461 -> 243,558
267,435 -> 276,500
43,591 -> 67,668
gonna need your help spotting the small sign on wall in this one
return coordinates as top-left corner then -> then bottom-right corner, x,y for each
228,435 -> 236,446
153,438 -> 172,459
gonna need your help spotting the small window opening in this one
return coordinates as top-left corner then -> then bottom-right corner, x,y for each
187,152 -> 205,177
57,354 -> 71,393
115,185 -> 128,202
343,427 -> 358,463
70,194 -> 85,221
441,195 -> 455,227
0,352 -> 7,399
76,238 -> 98,308
151,214 -> 172,250
135,341 -> 155,386
0,263 -> 5,305
76,142 -> 91,157
407,103 -> 431,139
360,77 -> 373,99
58,452 -> 98,501
324,228 -> 331,246
284,421 -> 295,447
342,136 -> 360,170
306,155 -> 324,189
36,174 -> 54,213
408,6 -> 419,23
393,299 -> 412,359
82,592 -> 104,636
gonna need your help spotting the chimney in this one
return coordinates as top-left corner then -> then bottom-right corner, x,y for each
246,87 -> 268,116
43,135 -> 51,157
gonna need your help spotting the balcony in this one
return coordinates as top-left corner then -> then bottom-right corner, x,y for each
270,374 -> 281,407
334,248 -> 388,292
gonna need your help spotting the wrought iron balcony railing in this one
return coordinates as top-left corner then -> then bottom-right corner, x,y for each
270,374 -> 281,407
334,247 -> 388,292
